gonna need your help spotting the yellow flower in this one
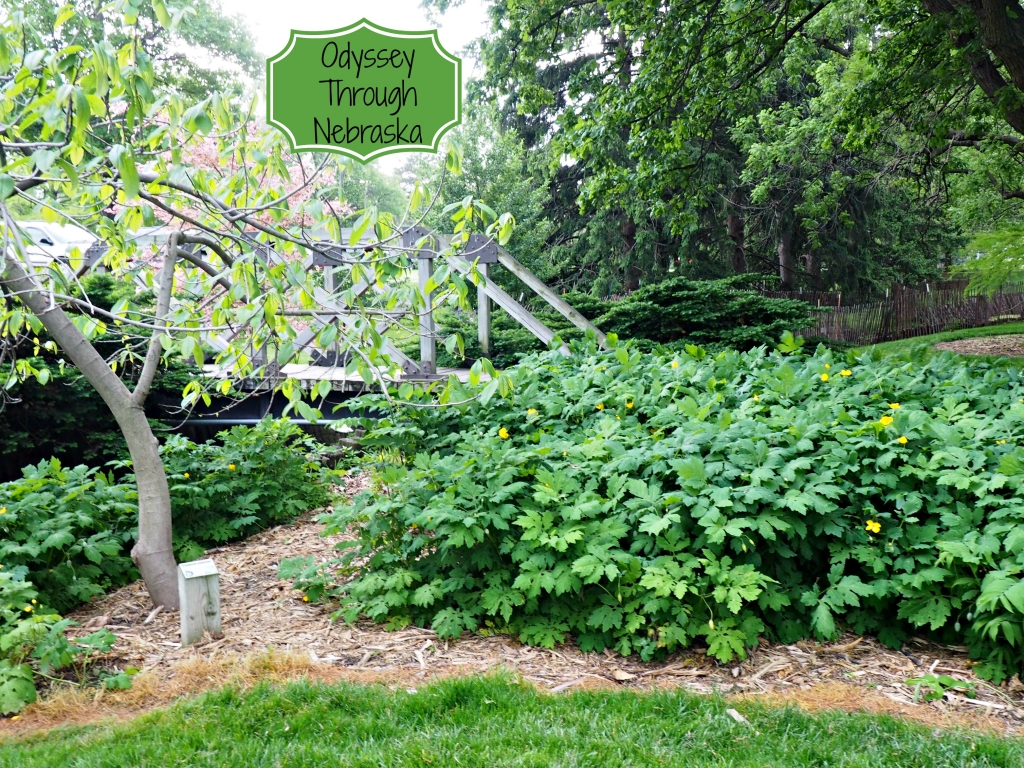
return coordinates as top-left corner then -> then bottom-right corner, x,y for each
821,373 -> 829,382
753,394 -> 759,402
825,364 -> 831,369
498,427 -> 510,439
626,401 -> 634,409
23,605 -> 32,612
997,439 -> 1007,445
865,520 -> 881,534
889,403 -> 900,410
708,619 -> 714,630
302,595 -> 309,602
671,360 -> 679,369
879,416 -> 893,426
616,415 -> 621,420
596,403 -> 604,410
0,507 -> 5,515
898,436 -> 908,445
30,599 -> 36,605
527,408 -> 537,416
840,369 -> 852,376
183,472 -> 190,479
228,463 -> 236,471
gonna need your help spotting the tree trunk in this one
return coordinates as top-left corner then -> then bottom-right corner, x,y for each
777,226 -> 796,288
957,0 -> 1024,93
0,258 -> 180,610
621,215 -> 642,291
924,0 -> 1024,134
726,189 -> 747,273
804,252 -> 822,289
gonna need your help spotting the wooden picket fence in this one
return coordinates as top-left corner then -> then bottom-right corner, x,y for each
758,281 -> 1024,346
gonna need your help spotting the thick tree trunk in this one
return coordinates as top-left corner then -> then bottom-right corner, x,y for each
957,0 -> 1024,93
777,226 -> 796,288
1,258 -> 180,609
726,189 -> 747,273
925,0 -> 1024,134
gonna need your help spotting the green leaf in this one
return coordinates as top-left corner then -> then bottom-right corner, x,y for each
810,603 -> 837,640
193,111 -> 213,134
0,661 -> 36,715
152,0 -> 173,29
109,145 -> 140,200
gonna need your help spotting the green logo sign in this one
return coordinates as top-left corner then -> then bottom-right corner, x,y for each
266,19 -> 462,163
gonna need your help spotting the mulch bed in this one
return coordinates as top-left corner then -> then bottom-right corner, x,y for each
4,473 -> 1024,738
934,334 -> 1024,357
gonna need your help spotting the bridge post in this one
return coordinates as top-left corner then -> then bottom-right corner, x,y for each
418,251 -> 436,375
478,263 -> 491,357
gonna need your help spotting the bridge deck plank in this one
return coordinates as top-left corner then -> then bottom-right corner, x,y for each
202,364 -> 476,390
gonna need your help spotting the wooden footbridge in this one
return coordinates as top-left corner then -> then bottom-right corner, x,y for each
149,225 -> 607,428
196,225 -> 606,391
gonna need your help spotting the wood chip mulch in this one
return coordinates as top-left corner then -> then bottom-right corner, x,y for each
5,473 -> 1024,738
934,334 -> 1024,357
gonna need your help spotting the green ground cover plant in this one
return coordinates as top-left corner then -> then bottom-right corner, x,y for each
1,675 -> 1021,767
0,419 -> 335,712
160,420 -> 335,561
286,337 -> 1024,682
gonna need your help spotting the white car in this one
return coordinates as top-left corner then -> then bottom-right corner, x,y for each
11,221 -> 101,270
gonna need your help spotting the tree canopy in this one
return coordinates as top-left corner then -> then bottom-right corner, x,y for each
434,0 -> 1024,294
4,0 -> 262,99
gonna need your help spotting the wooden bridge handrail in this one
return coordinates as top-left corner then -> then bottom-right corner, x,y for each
493,246 -> 607,349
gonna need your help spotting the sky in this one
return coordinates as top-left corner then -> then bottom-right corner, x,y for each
216,0 -> 490,171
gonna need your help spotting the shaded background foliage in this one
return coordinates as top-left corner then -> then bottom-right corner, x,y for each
420,0 -> 1023,299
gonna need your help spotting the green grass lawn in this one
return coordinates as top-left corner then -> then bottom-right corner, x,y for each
2,676 -> 1021,767
854,321 -> 1024,360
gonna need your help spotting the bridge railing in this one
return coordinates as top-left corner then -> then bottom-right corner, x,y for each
75,225 -> 607,384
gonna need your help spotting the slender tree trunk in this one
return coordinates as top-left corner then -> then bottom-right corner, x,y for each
804,252 -> 822,289
1,257 -> 180,609
777,226 -> 796,288
726,189 -> 747,273
621,215 -> 642,291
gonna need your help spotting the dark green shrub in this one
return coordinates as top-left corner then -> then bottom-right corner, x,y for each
411,278 -> 815,369
412,308 -> 585,370
286,338 -> 1024,683
593,276 -> 815,349
0,358 -> 202,483
71,272 -> 154,312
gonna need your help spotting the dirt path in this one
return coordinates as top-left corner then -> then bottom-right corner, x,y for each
3,474 -> 1023,739
934,334 -> 1024,357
